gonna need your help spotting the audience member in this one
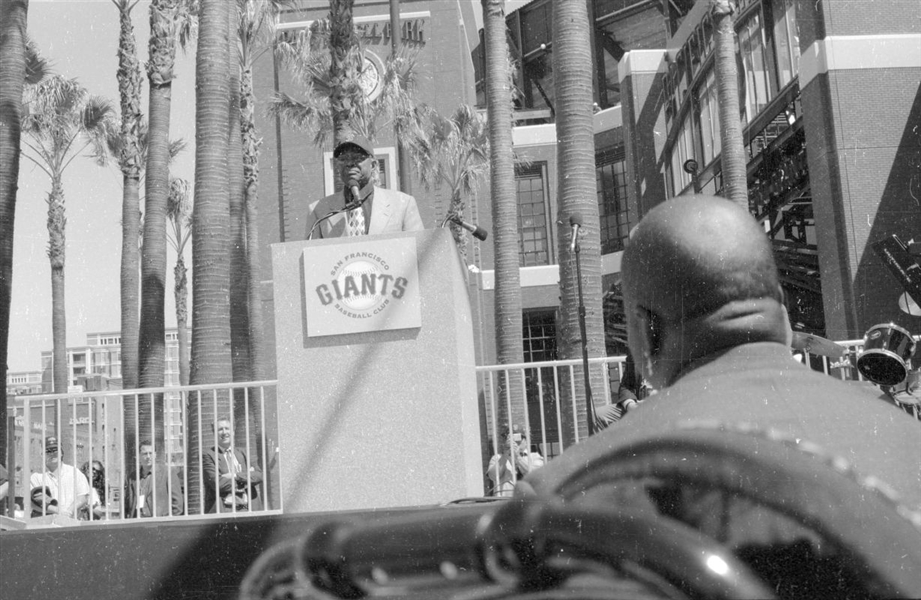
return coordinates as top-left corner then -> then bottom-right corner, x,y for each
80,460 -> 107,520
29,436 -> 90,519
124,441 -> 184,518
203,417 -> 263,513
486,425 -> 544,497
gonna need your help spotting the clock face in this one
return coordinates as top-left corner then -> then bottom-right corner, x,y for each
358,50 -> 384,102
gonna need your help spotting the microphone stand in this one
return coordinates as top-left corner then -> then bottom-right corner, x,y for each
307,201 -> 361,240
574,237 -> 596,436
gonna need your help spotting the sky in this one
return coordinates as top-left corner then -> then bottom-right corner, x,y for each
9,0 -> 196,372
8,0 -> 529,373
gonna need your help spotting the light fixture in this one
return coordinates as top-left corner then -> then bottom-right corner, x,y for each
785,108 -> 796,126
682,159 -> 699,174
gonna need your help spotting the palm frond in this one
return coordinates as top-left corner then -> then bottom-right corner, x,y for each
24,39 -> 51,85
168,138 -> 188,162
268,92 -> 326,132
177,0 -> 200,53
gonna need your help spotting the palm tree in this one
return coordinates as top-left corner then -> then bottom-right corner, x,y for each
166,177 -> 192,385
328,0 -> 362,146
237,0 -> 295,383
403,104 -> 489,257
552,0 -> 606,442
111,0 -> 144,393
482,0 -> 523,431
711,0 -> 748,206
138,0 -> 181,394
0,0 -> 32,458
228,4 -> 251,385
20,75 -> 113,394
271,18 -> 420,149
189,0 -> 232,513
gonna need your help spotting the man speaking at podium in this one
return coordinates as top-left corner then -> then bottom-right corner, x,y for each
306,136 -> 424,239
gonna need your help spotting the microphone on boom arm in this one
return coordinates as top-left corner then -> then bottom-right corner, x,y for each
441,214 -> 488,241
569,213 -> 583,253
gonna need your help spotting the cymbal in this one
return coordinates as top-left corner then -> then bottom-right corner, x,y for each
791,332 -> 846,359
899,292 -> 921,316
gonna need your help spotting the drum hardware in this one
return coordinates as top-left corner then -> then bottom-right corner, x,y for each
791,332 -> 846,359
856,323 -> 917,387
828,358 -> 851,370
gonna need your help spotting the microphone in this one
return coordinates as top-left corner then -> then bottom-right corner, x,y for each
449,215 -> 488,241
348,178 -> 361,204
569,213 -> 583,253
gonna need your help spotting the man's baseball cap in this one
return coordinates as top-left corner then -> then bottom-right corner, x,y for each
333,135 -> 374,158
45,436 -> 59,452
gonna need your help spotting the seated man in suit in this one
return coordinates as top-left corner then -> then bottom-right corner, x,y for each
305,136 -> 424,239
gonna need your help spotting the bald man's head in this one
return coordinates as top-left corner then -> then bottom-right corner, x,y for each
622,195 -> 788,386
623,195 -> 780,319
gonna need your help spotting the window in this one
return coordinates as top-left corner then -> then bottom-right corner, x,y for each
596,148 -> 630,253
523,310 -> 557,363
697,68 -> 721,166
669,115 -> 696,195
739,11 -> 772,122
516,163 -> 551,266
324,148 -> 397,195
522,310 -> 560,456
772,0 -> 800,88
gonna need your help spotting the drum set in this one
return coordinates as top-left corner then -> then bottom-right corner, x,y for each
792,322 -> 919,418
857,323 -> 917,388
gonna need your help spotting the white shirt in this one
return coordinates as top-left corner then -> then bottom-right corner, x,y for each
486,449 -> 545,497
30,463 -> 90,518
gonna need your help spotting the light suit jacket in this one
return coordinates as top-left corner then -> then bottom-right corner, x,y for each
305,185 -> 424,239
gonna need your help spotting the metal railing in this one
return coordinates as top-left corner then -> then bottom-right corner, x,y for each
6,336 -> 917,518
5,381 -> 280,524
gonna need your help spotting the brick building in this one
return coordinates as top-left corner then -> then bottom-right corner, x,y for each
252,0 -> 920,414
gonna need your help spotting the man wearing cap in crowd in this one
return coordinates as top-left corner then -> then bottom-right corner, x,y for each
304,135 -> 424,239
30,436 -> 90,519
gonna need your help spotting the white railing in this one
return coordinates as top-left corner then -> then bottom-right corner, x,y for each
5,381 -> 280,524
6,336 -> 917,518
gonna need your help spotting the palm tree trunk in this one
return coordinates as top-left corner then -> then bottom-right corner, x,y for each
241,60 -> 268,383
174,257 -> 189,385
229,4 -> 252,385
552,0 -> 605,443
449,187 -> 467,258
482,0 -> 523,433
0,0 -> 30,459
228,4 -> 261,461
138,0 -> 178,392
120,176 -> 141,390
711,0 -> 748,207
138,0 -> 178,454
114,0 -> 144,392
190,0 -> 233,513
329,0 -> 360,145
46,177 -> 68,394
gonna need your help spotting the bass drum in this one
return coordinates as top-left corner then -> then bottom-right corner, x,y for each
857,323 -> 917,387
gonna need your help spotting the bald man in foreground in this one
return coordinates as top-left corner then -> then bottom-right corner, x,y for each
517,196 -> 921,592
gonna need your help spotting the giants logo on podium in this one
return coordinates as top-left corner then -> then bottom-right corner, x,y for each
303,237 -> 421,337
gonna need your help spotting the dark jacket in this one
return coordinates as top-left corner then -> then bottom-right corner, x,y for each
202,446 -> 263,513
124,464 -> 184,518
